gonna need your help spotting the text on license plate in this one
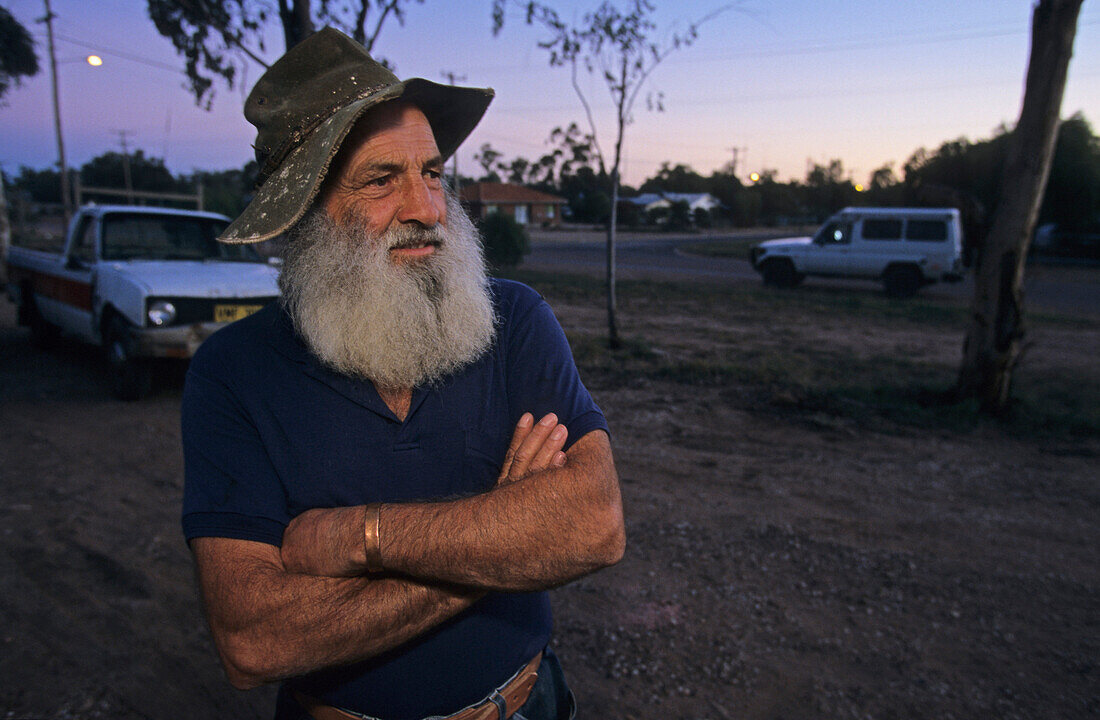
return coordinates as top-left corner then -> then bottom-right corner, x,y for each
214,304 -> 264,322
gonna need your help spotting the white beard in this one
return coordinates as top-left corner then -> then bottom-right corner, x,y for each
278,191 -> 496,389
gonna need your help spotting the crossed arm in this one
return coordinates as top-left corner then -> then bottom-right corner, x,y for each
190,414 -> 624,689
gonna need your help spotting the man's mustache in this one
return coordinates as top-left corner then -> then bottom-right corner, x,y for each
383,224 -> 446,251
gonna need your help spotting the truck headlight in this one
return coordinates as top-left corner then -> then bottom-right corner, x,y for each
147,300 -> 177,327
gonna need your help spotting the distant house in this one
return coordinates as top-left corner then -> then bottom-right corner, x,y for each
459,182 -> 567,227
621,192 -> 722,215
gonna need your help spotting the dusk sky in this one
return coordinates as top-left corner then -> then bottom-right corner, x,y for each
2,0 -> 1098,188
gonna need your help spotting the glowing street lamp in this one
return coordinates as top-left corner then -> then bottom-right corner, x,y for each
86,54 -> 103,67
749,172 -> 761,184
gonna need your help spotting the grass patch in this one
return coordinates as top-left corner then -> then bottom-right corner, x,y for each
501,267 -> 966,327
498,268 -> 1099,440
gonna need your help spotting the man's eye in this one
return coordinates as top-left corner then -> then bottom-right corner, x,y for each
366,176 -> 389,187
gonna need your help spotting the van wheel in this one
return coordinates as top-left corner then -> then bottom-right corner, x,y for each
105,317 -> 152,401
762,259 -> 802,288
883,265 -> 923,298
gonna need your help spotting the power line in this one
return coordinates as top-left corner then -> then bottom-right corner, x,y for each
48,32 -> 183,73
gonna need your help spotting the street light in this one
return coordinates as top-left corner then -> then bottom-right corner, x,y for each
86,54 -> 103,67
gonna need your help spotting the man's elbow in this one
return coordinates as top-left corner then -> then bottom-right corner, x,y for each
214,629 -> 283,690
585,494 -> 626,569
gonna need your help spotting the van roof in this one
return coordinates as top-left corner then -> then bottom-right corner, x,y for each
836,206 -> 960,219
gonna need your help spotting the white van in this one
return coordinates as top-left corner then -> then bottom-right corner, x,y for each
751,207 -> 965,297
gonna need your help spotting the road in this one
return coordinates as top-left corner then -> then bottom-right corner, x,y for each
523,229 -> 1100,316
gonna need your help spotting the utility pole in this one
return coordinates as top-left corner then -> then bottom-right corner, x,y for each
40,0 -> 70,226
113,130 -> 136,203
728,146 -> 747,179
441,71 -> 467,189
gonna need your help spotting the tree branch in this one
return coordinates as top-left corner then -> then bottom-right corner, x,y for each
571,57 -> 607,176
365,0 -> 399,51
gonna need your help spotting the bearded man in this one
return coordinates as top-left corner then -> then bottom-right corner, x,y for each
180,28 -> 624,720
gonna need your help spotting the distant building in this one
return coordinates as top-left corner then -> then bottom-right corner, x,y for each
459,182 -> 567,227
621,192 -> 722,215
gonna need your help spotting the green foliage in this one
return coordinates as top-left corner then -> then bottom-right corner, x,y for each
667,200 -> 691,230
11,166 -> 62,203
0,6 -> 38,100
804,159 -> 858,221
146,0 -> 267,109
146,0 -> 424,108
189,162 -> 257,217
560,167 -> 610,223
616,199 -> 642,227
900,115 -> 1100,250
479,211 -> 530,270
692,207 -> 712,228
80,150 -> 185,195
640,163 -> 709,195
1041,113 -> 1100,230
11,153 -> 258,214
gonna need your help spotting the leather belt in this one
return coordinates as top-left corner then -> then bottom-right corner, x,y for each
294,651 -> 542,720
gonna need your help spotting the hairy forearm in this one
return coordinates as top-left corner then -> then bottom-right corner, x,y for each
381,431 -> 625,591
191,538 -> 480,689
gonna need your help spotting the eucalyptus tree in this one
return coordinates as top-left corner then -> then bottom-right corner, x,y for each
147,0 -> 424,108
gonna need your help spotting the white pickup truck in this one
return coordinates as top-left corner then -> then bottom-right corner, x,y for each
751,207 -> 966,297
6,205 -> 280,399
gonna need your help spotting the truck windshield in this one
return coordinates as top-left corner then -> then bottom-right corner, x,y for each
100,213 -> 260,262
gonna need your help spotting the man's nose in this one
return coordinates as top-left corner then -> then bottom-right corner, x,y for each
396,176 -> 443,226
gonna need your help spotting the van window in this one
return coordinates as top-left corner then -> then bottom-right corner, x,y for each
862,219 -> 903,241
906,220 -> 948,242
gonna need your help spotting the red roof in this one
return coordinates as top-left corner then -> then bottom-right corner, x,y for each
459,182 -> 566,205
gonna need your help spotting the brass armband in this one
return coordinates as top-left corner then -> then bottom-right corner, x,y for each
363,503 -> 384,573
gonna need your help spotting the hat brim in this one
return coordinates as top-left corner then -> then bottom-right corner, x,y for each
219,79 -> 493,244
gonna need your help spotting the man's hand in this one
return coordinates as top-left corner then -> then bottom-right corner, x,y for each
282,412 -> 570,577
496,412 -> 568,486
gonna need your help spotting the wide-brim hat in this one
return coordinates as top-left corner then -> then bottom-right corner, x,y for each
219,27 -> 493,244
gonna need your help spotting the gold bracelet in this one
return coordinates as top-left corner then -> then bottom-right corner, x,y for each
363,503 -> 384,573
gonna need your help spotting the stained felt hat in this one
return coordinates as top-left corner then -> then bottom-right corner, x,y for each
218,27 -> 494,244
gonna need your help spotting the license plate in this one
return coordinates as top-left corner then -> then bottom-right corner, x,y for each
214,304 -> 264,323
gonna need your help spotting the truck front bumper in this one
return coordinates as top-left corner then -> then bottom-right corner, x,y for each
131,322 -> 225,359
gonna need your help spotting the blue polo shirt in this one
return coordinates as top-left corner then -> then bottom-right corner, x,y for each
181,278 -> 607,720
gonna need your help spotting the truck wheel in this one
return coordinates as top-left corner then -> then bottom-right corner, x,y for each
105,317 -> 152,401
22,293 -> 59,348
762,259 -> 801,288
883,265 -> 923,298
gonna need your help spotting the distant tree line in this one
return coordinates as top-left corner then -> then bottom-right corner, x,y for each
6,112 -> 1097,239
4,151 -> 258,219
466,112 -> 1099,238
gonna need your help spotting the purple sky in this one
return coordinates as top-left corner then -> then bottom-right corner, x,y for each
2,0 -> 1098,187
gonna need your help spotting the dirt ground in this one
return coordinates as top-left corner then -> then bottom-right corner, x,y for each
1,276 -> 1097,720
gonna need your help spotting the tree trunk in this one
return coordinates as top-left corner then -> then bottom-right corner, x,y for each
279,0 -> 316,50
955,0 -> 1083,412
0,180 -> 10,288
606,171 -> 621,349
